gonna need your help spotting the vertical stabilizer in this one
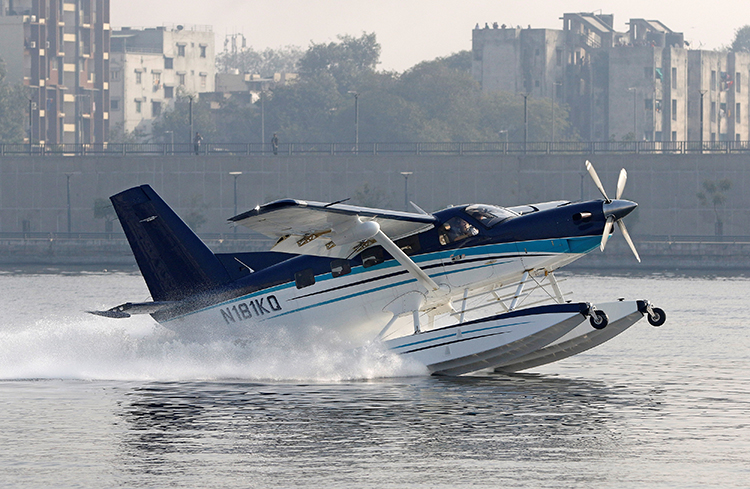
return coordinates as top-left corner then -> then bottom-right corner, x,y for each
110,185 -> 231,301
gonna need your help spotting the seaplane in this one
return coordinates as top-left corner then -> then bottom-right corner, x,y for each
92,161 -> 665,376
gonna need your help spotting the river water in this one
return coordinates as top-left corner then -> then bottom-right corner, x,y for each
0,267 -> 748,488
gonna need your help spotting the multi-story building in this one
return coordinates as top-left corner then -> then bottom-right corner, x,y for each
472,12 -> 750,143
0,0 -> 110,145
109,25 -> 215,140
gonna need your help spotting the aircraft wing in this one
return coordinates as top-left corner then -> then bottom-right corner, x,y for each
229,199 -> 438,259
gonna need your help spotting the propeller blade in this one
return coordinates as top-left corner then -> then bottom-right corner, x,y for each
616,168 -> 627,200
600,216 -> 615,251
617,219 -> 641,263
585,160 -> 610,202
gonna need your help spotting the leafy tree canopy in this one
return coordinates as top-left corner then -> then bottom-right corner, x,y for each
297,32 -> 381,93
731,25 -> 750,52
0,58 -> 28,144
216,45 -> 302,77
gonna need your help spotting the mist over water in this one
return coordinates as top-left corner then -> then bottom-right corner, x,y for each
0,269 -> 426,382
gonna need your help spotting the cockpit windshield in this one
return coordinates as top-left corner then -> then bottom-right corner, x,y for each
464,204 -> 519,228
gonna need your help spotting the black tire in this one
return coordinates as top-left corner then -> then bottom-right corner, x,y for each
647,307 -> 666,326
590,310 -> 608,329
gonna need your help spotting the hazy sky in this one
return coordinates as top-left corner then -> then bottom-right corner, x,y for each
111,0 -> 750,72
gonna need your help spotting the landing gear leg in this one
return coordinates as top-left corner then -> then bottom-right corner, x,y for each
412,310 -> 421,334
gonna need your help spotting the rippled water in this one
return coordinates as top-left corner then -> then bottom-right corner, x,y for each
1,267 -> 748,488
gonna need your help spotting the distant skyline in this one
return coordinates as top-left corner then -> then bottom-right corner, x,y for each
112,0 -> 750,72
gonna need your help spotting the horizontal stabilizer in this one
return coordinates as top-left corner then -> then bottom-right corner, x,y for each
229,199 -> 437,259
89,301 -> 177,319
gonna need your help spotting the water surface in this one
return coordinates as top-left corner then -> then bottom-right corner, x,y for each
0,268 -> 748,487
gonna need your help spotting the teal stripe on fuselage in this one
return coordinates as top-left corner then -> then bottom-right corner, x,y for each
162,235 -> 600,323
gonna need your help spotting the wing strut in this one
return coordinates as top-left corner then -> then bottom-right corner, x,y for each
373,229 -> 441,293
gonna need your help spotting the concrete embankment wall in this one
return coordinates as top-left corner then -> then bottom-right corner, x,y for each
2,236 -> 750,271
1,153 -> 750,237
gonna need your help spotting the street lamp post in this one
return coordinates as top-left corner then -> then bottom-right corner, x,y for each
165,131 -> 174,155
400,171 -> 413,211
28,99 -> 36,155
522,94 -> 528,153
628,87 -> 637,140
348,91 -> 359,153
552,82 -> 562,144
260,89 -> 266,152
699,90 -> 707,153
230,172 -> 242,234
188,95 -> 194,152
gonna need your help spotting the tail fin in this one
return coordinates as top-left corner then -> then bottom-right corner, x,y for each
110,185 -> 231,301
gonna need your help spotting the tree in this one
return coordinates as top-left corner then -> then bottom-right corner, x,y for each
0,58 -> 28,144
697,179 -> 732,236
93,198 -> 117,232
731,25 -> 750,52
216,45 -> 302,76
297,32 -> 381,93
150,94 -> 217,144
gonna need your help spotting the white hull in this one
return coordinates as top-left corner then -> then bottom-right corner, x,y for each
385,304 -> 589,376
494,300 -> 645,373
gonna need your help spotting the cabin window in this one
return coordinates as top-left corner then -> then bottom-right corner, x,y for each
464,205 -> 518,228
330,259 -> 351,278
295,269 -> 315,289
361,247 -> 384,268
439,217 -> 479,245
395,234 -> 421,255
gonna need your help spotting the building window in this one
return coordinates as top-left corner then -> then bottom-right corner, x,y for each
736,103 -> 741,123
672,99 -> 677,120
645,98 -> 653,110
177,44 -> 186,56
200,45 -> 207,58
135,99 -> 142,113
178,73 -> 186,86
711,101 -> 716,122
152,72 -> 161,91
200,73 -> 207,89
736,133 -> 741,141
164,57 -> 173,70
164,86 -> 173,99
711,70 -> 716,90
110,70 -> 120,81
135,71 -> 142,84
152,100 -> 161,117
737,72 -> 742,93
110,99 -> 120,111
671,67 -> 677,89
671,131 -> 677,141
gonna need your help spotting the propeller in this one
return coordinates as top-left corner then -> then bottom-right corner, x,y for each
585,160 -> 641,263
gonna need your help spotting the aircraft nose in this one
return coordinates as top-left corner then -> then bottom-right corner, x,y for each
603,199 -> 637,220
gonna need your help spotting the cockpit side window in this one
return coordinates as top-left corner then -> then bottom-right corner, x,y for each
439,217 -> 479,245
464,204 -> 518,228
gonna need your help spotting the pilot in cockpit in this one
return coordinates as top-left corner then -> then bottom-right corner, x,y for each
440,217 -> 478,245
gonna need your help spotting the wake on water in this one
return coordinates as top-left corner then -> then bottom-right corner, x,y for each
0,314 -> 428,382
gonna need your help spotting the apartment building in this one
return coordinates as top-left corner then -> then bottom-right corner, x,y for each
0,0 -> 110,145
109,24 -> 215,139
472,12 -> 749,142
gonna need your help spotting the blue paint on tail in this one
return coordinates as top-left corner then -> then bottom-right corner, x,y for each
110,185 -> 231,301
